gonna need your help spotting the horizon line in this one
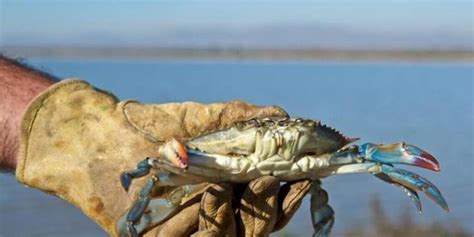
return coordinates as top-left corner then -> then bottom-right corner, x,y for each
2,46 -> 473,62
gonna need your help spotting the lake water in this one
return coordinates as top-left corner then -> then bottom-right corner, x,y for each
1,59 -> 472,237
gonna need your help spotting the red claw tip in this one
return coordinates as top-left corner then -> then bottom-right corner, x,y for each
171,139 -> 189,169
416,153 -> 440,172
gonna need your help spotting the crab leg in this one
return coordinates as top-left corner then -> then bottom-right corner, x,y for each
117,185 -> 196,237
310,181 -> 335,237
120,156 -> 187,191
123,172 -> 160,237
119,170 -> 194,237
118,156 -> 189,237
330,163 -> 449,212
120,158 -> 153,192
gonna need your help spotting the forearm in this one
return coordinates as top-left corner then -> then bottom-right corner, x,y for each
0,55 -> 57,171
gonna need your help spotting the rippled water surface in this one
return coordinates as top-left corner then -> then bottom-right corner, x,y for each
1,59 -> 472,236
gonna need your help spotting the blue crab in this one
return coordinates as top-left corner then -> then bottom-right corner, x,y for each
117,117 -> 448,237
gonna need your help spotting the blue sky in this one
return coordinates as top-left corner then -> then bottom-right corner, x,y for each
1,0 -> 473,49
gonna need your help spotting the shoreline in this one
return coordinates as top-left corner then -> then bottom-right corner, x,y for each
2,47 -> 473,62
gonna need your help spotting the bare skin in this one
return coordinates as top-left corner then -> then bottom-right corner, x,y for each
0,55 -> 57,172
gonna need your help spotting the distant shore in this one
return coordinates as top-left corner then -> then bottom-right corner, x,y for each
2,47 -> 473,62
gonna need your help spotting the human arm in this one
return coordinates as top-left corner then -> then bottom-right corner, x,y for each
0,55 -> 57,171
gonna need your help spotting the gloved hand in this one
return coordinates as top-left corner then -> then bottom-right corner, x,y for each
16,79 -> 312,237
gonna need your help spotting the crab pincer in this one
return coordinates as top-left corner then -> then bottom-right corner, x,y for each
356,142 -> 448,212
158,138 -> 189,170
379,165 -> 449,213
359,142 -> 440,172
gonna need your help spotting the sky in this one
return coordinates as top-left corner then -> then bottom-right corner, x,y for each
1,0 -> 473,50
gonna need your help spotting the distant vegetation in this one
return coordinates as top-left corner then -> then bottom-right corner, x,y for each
3,47 -> 473,62
342,195 -> 471,237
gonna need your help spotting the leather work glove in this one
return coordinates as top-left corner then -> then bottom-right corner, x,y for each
16,79 -> 312,237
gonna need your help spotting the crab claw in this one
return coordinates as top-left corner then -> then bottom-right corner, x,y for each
379,165 -> 449,212
159,138 -> 189,169
402,187 -> 422,213
360,143 -> 440,172
375,173 -> 422,213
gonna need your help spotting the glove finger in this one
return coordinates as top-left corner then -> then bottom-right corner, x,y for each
273,180 -> 312,231
141,101 -> 289,141
237,176 -> 280,237
216,102 -> 289,131
197,182 -> 236,237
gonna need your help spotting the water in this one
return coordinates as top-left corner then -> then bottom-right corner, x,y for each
1,59 -> 472,236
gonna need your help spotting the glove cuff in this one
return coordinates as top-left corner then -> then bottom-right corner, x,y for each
16,79 -> 151,236
17,79 -> 99,182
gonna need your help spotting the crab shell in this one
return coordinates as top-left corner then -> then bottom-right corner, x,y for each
185,117 -> 357,163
